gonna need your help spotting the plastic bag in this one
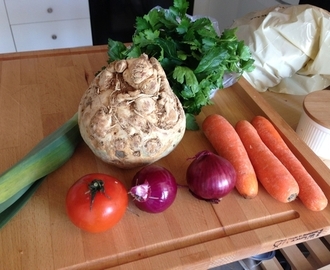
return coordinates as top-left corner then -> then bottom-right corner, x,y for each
231,5 -> 330,94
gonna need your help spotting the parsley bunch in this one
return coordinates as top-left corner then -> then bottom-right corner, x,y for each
107,0 -> 254,130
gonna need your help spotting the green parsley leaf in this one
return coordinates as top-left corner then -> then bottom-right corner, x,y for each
173,66 -> 199,95
176,16 -> 191,34
185,113 -> 199,130
107,39 -> 127,62
135,17 -> 150,32
195,47 -> 230,74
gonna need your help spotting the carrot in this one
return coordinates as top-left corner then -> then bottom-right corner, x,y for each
202,114 -> 258,199
252,115 -> 328,211
235,119 -> 299,203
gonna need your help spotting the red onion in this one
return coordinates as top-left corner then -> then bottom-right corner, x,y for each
186,150 -> 236,203
129,165 -> 177,213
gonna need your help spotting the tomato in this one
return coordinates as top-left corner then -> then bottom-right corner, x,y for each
66,173 -> 128,233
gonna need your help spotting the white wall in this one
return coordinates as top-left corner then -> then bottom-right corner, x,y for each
0,0 -> 15,53
193,0 -> 299,33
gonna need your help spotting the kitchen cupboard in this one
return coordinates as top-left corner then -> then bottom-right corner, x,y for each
0,0 -> 92,53
11,19 -> 92,52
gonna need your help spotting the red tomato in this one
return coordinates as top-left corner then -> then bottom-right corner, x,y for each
66,173 -> 128,233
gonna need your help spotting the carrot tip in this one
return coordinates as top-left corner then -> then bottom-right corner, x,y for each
241,193 -> 258,199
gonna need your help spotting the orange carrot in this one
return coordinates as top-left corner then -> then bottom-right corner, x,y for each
252,115 -> 328,211
235,119 -> 299,203
202,114 -> 258,199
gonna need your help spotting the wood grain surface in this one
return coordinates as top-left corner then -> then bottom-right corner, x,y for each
0,46 -> 329,270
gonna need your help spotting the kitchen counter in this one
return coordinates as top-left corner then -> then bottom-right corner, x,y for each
0,46 -> 329,270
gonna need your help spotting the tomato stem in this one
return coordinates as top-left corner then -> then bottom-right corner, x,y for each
87,179 -> 111,210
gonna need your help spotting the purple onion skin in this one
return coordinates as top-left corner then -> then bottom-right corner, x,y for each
130,165 -> 177,213
186,150 -> 237,203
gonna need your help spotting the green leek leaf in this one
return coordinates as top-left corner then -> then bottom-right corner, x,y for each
0,177 -> 45,230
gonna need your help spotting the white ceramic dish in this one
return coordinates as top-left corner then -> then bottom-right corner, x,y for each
296,90 -> 330,160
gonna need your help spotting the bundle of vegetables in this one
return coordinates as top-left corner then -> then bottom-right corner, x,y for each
0,0 -> 256,230
107,0 -> 255,129
202,114 -> 328,211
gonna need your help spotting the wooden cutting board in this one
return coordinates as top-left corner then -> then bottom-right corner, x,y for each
0,46 -> 329,270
